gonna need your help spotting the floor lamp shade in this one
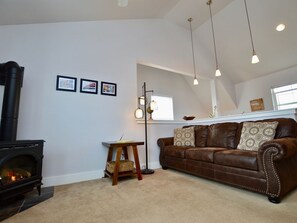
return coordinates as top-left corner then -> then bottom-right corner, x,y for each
150,100 -> 157,110
139,96 -> 145,106
134,108 -> 144,119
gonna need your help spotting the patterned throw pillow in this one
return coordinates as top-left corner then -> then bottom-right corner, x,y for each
174,127 -> 195,146
237,121 -> 278,151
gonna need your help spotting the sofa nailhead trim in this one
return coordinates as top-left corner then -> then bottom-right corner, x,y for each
263,147 -> 281,197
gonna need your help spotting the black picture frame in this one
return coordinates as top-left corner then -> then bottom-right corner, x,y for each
80,78 -> 98,94
56,75 -> 77,92
101,81 -> 117,96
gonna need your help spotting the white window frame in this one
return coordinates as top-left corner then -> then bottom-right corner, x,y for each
271,82 -> 297,110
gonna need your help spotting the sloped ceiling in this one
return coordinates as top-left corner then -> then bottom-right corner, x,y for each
0,0 -> 180,25
206,0 -> 297,84
0,0 -> 296,84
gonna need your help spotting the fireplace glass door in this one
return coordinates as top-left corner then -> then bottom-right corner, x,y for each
0,155 -> 36,186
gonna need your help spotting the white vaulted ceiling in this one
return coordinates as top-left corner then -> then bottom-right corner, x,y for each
0,0 -> 232,28
0,0 -> 180,25
0,0 -> 296,84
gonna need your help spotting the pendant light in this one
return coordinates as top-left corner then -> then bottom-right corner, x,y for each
244,0 -> 259,64
207,0 -> 222,77
188,18 -> 199,85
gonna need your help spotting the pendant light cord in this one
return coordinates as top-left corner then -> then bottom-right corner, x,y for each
207,0 -> 219,69
244,0 -> 256,52
188,18 -> 197,79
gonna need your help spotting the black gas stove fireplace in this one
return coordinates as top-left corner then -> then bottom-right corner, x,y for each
0,61 -> 44,201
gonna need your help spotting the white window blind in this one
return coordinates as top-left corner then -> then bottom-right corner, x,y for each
271,83 -> 297,110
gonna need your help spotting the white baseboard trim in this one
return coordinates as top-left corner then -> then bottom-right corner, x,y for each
42,169 -> 105,187
42,162 -> 161,187
149,161 -> 162,170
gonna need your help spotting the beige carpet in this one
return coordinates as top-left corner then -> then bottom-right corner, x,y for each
3,169 -> 297,223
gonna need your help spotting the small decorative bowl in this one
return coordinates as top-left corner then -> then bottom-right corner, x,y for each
183,116 -> 195,121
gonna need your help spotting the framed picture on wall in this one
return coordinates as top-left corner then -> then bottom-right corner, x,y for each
101,81 -> 117,96
250,98 -> 264,112
56,75 -> 77,92
80,78 -> 98,94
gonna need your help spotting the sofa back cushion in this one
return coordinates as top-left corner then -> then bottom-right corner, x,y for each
183,125 -> 208,147
263,118 -> 297,138
207,122 -> 239,149
236,118 -> 297,142
194,125 -> 208,147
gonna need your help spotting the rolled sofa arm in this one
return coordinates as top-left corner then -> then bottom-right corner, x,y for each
157,137 -> 174,168
258,137 -> 297,161
258,137 -> 297,202
157,137 -> 174,149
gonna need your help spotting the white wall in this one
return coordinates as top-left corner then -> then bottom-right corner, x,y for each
0,19 -> 196,186
234,65 -> 297,115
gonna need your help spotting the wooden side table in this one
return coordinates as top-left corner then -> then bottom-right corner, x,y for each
102,141 -> 144,185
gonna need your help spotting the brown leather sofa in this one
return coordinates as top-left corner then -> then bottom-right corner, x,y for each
157,118 -> 297,203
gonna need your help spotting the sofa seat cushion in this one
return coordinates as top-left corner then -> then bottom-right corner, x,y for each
214,150 -> 258,171
185,147 -> 227,163
164,145 -> 190,158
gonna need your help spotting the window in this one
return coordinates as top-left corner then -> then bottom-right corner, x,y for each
271,83 -> 297,110
151,95 -> 174,120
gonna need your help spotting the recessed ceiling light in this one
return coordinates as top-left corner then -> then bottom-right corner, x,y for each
118,0 -> 128,7
276,24 -> 285,32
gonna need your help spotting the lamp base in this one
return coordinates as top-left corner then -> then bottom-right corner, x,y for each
141,168 -> 154,175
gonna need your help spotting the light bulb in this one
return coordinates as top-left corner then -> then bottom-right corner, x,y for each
215,69 -> 222,77
276,24 -> 285,32
252,54 -> 259,64
193,78 -> 199,85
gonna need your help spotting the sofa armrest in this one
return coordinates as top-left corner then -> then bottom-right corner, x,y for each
258,137 -> 297,200
157,137 -> 174,168
258,137 -> 297,161
157,137 -> 174,149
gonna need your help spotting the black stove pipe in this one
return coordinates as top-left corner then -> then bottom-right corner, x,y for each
0,61 -> 24,141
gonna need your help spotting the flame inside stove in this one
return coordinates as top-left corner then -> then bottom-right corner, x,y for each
0,168 -> 32,185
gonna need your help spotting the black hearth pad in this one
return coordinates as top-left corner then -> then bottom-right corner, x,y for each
0,186 -> 54,222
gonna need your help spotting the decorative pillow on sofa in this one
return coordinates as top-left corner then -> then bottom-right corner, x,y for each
174,127 -> 195,146
237,121 -> 278,151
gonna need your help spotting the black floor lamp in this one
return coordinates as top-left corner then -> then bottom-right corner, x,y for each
134,82 -> 156,174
